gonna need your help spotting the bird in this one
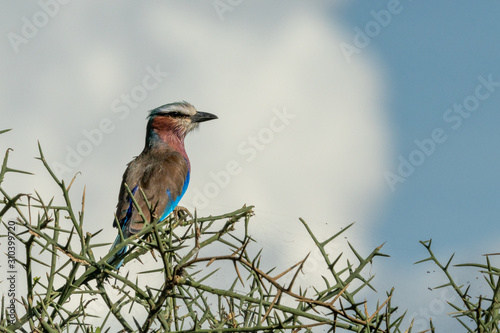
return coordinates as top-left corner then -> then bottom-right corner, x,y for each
107,101 -> 217,268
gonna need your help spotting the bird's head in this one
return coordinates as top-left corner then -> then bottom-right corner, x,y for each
146,101 -> 217,148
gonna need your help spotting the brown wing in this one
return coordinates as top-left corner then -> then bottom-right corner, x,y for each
114,149 -> 188,237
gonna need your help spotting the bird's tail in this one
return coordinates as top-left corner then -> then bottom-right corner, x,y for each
107,233 -> 127,269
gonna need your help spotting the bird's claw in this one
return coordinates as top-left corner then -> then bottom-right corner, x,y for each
173,206 -> 193,220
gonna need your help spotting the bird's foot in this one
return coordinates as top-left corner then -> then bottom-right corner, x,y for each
173,206 -> 193,220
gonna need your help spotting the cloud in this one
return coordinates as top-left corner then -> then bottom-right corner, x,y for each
0,1 -> 390,329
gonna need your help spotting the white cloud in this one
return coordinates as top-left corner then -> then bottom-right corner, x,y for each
0,1 -> 391,329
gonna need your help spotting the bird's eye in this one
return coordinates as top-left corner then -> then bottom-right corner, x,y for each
169,112 -> 186,118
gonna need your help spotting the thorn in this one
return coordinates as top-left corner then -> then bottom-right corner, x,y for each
233,261 -> 245,287
67,172 -> 82,191
330,283 -> 350,306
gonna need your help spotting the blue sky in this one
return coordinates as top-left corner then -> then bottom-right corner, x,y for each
1,1 -> 500,331
335,1 -> 500,329
338,1 -> 500,257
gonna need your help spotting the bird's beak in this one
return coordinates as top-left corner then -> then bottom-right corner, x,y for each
191,111 -> 218,123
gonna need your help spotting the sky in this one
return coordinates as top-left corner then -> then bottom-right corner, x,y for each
1,1 -> 500,331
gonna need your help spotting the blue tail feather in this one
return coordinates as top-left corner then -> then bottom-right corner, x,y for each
107,226 -> 128,269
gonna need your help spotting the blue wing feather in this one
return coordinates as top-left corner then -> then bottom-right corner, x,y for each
120,185 -> 139,228
160,170 -> 190,220
108,169 -> 190,269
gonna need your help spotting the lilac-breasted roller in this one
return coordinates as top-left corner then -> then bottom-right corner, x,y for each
107,101 -> 217,268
